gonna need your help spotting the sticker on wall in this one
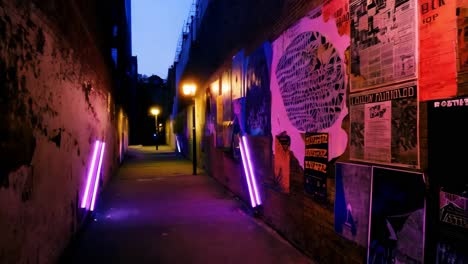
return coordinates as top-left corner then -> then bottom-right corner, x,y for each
350,0 -> 417,91
349,81 -> 419,168
419,0 -> 457,101
271,4 -> 349,168
334,162 -> 371,247
304,132 -> 328,202
267,132 -> 291,193
368,167 -> 425,264
245,42 -> 272,136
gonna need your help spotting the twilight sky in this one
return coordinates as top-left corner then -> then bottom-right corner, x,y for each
131,0 -> 194,79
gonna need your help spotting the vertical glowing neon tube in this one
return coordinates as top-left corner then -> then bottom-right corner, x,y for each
242,136 -> 262,205
176,138 -> 181,153
81,141 -> 101,209
239,139 -> 257,207
90,143 -> 106,211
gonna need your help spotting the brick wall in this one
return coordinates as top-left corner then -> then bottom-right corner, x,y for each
190,1 -> 391,263
180,0 -> 468,262
0,1 -> 120,263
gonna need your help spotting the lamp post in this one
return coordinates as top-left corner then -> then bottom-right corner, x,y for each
183,83 -> 197,175
150,107 -> 160,150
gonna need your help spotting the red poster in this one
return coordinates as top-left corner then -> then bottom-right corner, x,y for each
419,0 -> 458,101
323,0 -> 350,36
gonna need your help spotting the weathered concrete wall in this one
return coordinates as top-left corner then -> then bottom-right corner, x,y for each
0,1 -> 119,263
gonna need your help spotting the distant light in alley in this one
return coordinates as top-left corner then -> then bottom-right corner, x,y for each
150,107 -> 160,116
182,83 -> 196,96
176,138 -> 181,153
182,83 -> 197,175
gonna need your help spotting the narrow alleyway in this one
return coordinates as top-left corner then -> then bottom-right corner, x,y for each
62,146 -> 313,264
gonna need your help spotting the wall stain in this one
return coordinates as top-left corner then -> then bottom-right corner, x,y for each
21,166 -> 33,202
82,81 -> 97,119
0,13 -> 37,186
49,128 -> 63,148
35,28 -> 44,54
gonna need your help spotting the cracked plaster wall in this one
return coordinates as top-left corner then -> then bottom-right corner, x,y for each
0,1 -> 120,263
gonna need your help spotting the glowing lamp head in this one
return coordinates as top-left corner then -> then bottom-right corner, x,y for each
182,84 -> 197,96
150,108 -> 160,116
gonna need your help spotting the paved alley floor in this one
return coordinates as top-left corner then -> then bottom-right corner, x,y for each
62,145 -> 314,264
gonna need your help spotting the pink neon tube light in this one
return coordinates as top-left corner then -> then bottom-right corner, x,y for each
242,136 -> 262,205
239,139 -> 257,207
90,143 -> 105,211
81,141 -> 101,209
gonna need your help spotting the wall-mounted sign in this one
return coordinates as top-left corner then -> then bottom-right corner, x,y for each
304,132 -> 328,202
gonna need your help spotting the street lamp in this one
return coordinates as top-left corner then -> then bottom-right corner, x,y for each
150,107 -> 160,150
183,83 -> 197,175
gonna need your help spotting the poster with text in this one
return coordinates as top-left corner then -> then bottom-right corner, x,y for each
419,0 -> 457,101
350,0 -> 417,91
350,81 -> 418,168
271,4 -> 349,169
368,167 -> 425,264
334,162 -> 371,247
439,191 -> 468,232
245,42 -> 272,136
304,133 -> 328,201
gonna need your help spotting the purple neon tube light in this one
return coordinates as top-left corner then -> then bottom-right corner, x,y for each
81,141 -> 101,209
242,136 -> 262,205
239,138 -> 257,207
90,143 -> 105,211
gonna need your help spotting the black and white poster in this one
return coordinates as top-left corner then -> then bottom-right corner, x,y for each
350,0 -> 417,91
350,81 -> 418,168
368,167 -> 425,264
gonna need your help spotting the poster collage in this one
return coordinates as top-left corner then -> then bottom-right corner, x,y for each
346,1 -> 425,261
202,0 -> 467,262
345,0 -> 467,263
